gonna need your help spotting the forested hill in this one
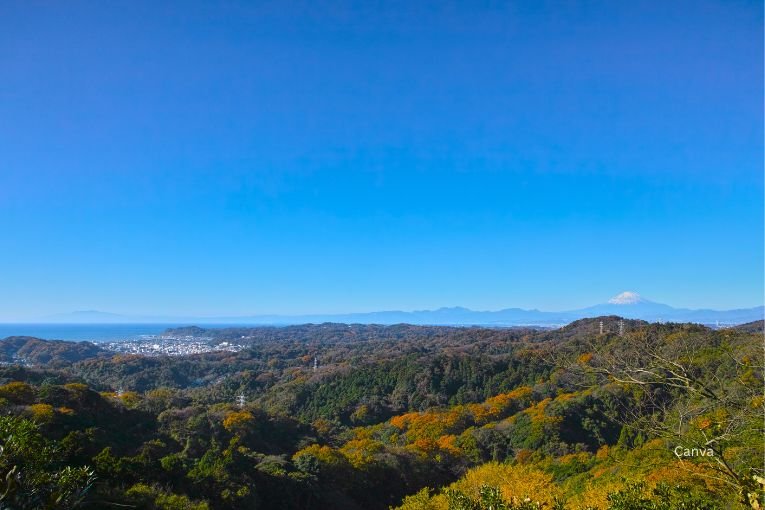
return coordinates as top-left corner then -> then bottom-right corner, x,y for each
732,319 -> 764,334
0,318 -> 761,509
160,317 -> 647,346
0,336 -> 108,366
161,322 -> 545,344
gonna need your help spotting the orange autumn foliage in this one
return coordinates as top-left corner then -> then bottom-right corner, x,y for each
0,381 -> 35,403
339,438 -> 384,468
28,403 -> 55,422
223,411 -> 255,433
436,434 -> 461,456
293,444 -> 347,466
389,386 -> 534,445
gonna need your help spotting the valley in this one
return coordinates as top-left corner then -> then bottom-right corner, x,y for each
0,318 -> 761,509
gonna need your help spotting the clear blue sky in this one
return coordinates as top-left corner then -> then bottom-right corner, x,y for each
0,0 -> 762,320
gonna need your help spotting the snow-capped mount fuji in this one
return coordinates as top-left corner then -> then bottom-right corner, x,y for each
569,292 -> 762,324
572,292 -> 677,319
608,291 -> 644,305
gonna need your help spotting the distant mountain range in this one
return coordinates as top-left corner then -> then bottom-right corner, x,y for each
32,292 -> 764,327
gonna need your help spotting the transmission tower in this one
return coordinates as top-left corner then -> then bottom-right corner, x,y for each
236,393 -> 246,409
599,321 -> 604,335
618,320 -> 625,336
313,356 -> 318,372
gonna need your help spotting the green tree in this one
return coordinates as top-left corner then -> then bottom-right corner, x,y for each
0,416 -> 95,509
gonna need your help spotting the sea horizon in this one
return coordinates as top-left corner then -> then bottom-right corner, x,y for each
0,323 -> 240,343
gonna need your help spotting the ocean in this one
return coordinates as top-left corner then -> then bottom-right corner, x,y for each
0,324 -> 188,343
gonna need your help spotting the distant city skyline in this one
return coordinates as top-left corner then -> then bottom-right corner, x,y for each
0,1 -> 762,321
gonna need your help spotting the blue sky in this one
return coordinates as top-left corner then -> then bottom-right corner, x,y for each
0,0 -> 762,320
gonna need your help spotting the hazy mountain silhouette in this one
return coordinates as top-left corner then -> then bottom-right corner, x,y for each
35,292 -> 763,326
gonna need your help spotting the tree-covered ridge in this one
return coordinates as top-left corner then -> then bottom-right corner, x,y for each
0,319 -> 761,509
0,336 -> 109,366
